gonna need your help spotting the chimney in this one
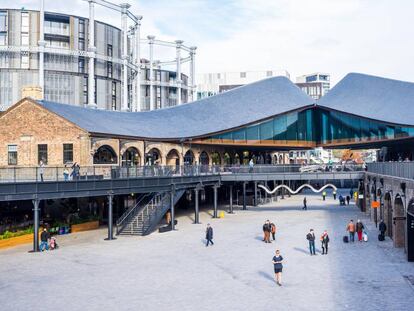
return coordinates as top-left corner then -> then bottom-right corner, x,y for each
21,86 -> 43,100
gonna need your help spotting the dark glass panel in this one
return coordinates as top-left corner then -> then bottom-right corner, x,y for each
260,120 -> 273,140
246,124 -> 259,140
286,112 -> 298,141
273,114 -> 287,141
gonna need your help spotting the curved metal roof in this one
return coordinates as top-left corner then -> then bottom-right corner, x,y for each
39,76 -> 314,139
317,73 -> 414,126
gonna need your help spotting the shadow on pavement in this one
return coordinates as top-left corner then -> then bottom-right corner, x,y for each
258,270 -> 275,283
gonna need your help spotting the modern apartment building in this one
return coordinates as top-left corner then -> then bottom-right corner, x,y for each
0,4 -> 196,111
295,72 -> 330,100
196,70 -> 290,99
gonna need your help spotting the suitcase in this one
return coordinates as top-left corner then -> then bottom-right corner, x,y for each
343,236 -> 349,243
378,234 -> 385,241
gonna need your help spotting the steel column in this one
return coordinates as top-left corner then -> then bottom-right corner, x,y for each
175,40 -> 183,105
148,35 -> 155,110
189,46 -> 197,102
135,17 -> 142,111
88,0 -> 97,108
213,185 -> 218,218
229,184 -> 233,213
121,3 -> 131,111
194,188 -> 200,224
170,188 -> 175,230
254,181 -> 258,206
105,193 -> 115,240
32,199 -> 40,252
38,0 -> 45,98
243,182 -> 247,210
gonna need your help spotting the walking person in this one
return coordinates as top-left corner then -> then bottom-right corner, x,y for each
272,249 -> 283,286
270,222 -> 276,241
333,190 -> 337,200
263,220 -> 272,243
302,197 -> 307,210
322,191 -> 327,201
346,195 -> 350,205
379,219 -> 387,240
356,219 -> 365,242
63,165 -> 69,181
39,228 -> 50,251
39,160 -> 45,182
249,158 -> 254,173
205,223 -> 214,247
306,229 -> 316,255
346,219 -> 356,242
320,230 -> 330,255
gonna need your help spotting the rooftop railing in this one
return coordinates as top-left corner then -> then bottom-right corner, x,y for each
367,161 -> 414,179
0,164 -> 366,184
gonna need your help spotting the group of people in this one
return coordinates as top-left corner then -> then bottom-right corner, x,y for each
346,219 -> 366,242
39,228 -> 58,251
306,229 -> 330,255
262,220 -> 277,243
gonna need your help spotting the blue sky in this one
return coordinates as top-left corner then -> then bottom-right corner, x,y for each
3,0 -> 414,85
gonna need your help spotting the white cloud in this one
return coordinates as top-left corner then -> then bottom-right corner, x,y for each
2,0 -> 414,85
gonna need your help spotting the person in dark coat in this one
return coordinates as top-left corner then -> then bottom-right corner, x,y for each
263,220 -> 272,243
306,229 -> 316,255
320,230 -> 330,255
40,228 -> 50,251
379,219 -> 387,238
302,197 -> 307,210
346,195 -> 350,205
205,224 -> 214,247
356,219 -> 364,242
272,249 -> 284,286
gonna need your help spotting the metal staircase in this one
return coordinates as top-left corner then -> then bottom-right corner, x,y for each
116,190 -> 185,236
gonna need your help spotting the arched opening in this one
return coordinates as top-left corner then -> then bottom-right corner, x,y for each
265,153 -> 272,164
184,150 -> 195,165
384,192 -> 393,238
242,151 -> 250,165
234,153 -> 241,165
279,154 -> 284,164
146,148 -> 162,165
407,199 -> 414,261
93,145 -> 118,164
166,149 -> 180,166
211,152 -> 221,165
393,194 -> 405,248
273,154 -> 278,164
199,151 -> 209,166
223,152 -> 232,165
121,147 -> 141,167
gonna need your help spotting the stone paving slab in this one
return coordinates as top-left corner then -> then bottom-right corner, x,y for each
1,193 -> 413,311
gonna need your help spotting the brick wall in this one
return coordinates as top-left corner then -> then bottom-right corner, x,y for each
0,99 -> 90,166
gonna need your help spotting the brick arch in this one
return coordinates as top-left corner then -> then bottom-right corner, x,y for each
93,145 -> 118,164
166,148 -> 180,166
393,194 -> 405,248
384,192 -> 393,238
210,151 -> 221,165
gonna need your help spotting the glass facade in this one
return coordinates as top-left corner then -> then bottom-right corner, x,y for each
206,107 -> 414,147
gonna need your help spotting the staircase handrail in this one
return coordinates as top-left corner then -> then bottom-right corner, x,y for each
116,192 -> 153,227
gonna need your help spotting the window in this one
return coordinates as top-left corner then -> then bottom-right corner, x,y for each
8,145 -> 17,165
79,38 -> 85,50
21,53 -> 29,69
0,11 -> 7,32
0,33 -> 6,46
21,12 -> 29,32
111,81 -> 116,110
240,72 -> 246,78
83,76 -> 88,104
63,144 -> 73,163
266,71 -> 273,77
78,57 -> 85,73
107,62 -> 113,77
217,73 -> 221,79
38,144 -> 48,164
21,33 -> 29,46
79,19 -> 85,38
107,44 -> 113,57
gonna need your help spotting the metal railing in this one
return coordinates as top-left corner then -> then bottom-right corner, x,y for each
116,193 -> 154,234
0,164 -> 365,183
367,161 -> 414,179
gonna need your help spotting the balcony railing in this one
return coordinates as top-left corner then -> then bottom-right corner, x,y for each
0,164 -> 365,183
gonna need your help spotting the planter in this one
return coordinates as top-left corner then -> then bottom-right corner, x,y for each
0,233 -> 37,250
71,220 -> 99,233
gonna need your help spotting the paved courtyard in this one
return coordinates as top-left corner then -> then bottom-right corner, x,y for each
1,192 -> 414,311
